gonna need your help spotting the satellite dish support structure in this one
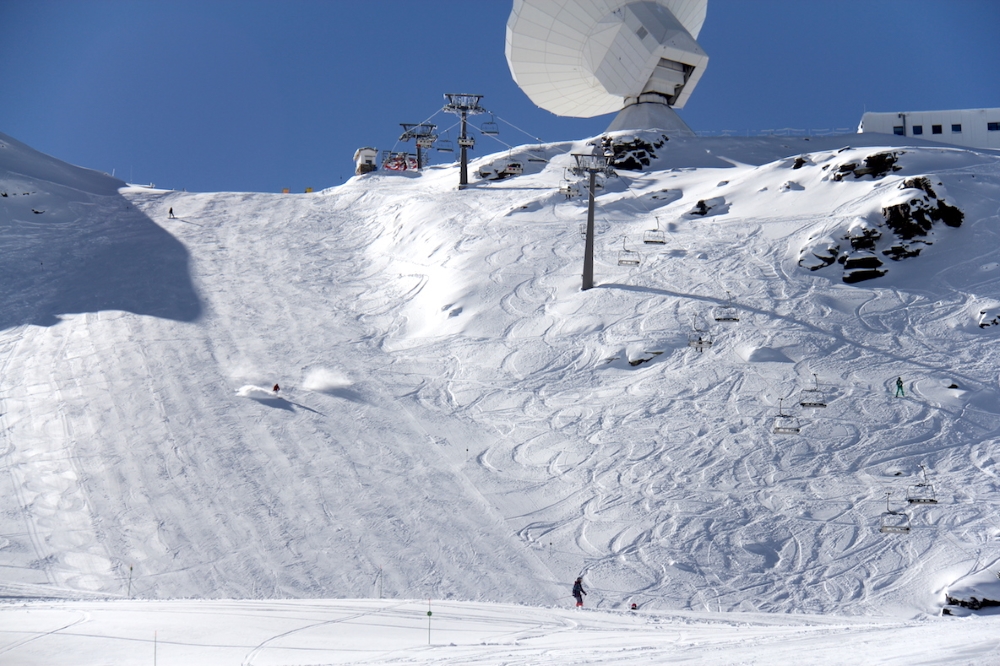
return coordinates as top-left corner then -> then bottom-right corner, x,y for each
506,0 -> 710,132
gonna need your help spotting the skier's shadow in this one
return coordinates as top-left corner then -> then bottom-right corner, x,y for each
249,396 -> 323,415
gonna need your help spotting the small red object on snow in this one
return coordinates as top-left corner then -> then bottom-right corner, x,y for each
273,384 -> 280,393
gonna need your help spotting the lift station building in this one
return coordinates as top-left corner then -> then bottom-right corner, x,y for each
859,108 -> 1000,151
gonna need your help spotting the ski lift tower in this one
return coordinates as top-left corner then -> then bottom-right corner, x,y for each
571,153 -> 615,291
443,93 -> 486,188
399,123 -> 438,171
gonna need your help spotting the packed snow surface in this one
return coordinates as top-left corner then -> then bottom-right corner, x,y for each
3,129 -> 1000,660
3,598 -> 1000,665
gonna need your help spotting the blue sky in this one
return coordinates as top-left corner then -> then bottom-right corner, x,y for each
2,1 -> 997,192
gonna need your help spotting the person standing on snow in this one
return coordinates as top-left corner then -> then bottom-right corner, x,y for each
572,577 -> 586,607
895,377 -> 905,397
273,383 -> 280,394
168,207 -> 175,219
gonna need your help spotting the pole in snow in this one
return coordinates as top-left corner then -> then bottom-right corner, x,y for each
443,94 -> 486,189
427,599 -> 432,645
570,153 -> 614,291
399,124 -> 438,171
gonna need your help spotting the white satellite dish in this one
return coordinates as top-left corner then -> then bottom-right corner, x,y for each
505,0 -> 709,132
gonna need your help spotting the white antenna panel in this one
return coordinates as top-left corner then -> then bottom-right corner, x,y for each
506,0 -> 709,119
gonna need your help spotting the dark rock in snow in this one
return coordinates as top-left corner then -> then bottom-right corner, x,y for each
882,243 -> 925,260
833,151 -> 902,181
843,252 -> 884,270
599,134 -> 668,171
945,594 -> 1000,612
882,177 -> 963,240
842,252 -> 886,282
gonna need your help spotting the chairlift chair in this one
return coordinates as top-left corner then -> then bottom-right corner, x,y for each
560,180 -> 580,198
481,115 -> 500,136
618,236 -> 640,266
502,161 -> 524,177
879,492 -> 912,534
687,320 -> 713,352
712,291 -> 740,323
799,373 -> 827,408
458,136 -> 475,148
643,216 -> 667,245
436,133 -> 454,153
906,465 -> 938,504
772,399 -> 801,434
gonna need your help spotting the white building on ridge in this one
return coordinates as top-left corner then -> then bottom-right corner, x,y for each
858,108 -> 1000,151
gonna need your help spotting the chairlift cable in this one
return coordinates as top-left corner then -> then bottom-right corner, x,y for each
493,114 -> 545,143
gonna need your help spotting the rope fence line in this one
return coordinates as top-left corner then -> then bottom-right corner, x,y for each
695,127 -> 856,137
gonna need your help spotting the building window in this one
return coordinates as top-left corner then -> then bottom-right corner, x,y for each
912,125 -> 923,135
932,124 -> 942,134
989,122 -> 1000,131
952,124 -> 962,133
893,126 -> 905,136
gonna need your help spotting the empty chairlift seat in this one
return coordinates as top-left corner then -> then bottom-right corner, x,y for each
798,373 -> 827,408
643,216 -> 667,245
618,236 -> 640,266
879,493 -> 911,534
480,115 -> 500,135
906,465 -> 938,504
772,399 -> 801,434
712,291 -> 740,323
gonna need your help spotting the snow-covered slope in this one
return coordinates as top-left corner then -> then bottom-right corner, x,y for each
4,597 -> 1000,665
2,130 -> 1000,623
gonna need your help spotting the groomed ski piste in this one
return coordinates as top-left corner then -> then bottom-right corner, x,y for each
2,127 -> 1000,663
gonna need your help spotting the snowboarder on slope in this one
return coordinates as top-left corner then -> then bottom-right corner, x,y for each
168,207 -> 175,219
895,377 -> 905,397
272,383 -> 280,394
572,577 -> 586,607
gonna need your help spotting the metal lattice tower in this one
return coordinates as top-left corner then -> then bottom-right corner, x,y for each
443,93 -> 486,188
399,123 -> 438,170
571,153 -> 615,291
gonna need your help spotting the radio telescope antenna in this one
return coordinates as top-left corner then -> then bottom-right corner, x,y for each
506,0 -> 709,132
443,94 -> 487,189
399,123 -> 438,171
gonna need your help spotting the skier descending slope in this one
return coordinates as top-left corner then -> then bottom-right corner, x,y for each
572,577 -> 587,608
895,377 -> 905,397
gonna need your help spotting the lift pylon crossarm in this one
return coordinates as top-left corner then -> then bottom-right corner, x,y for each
399,123 -> 438,142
